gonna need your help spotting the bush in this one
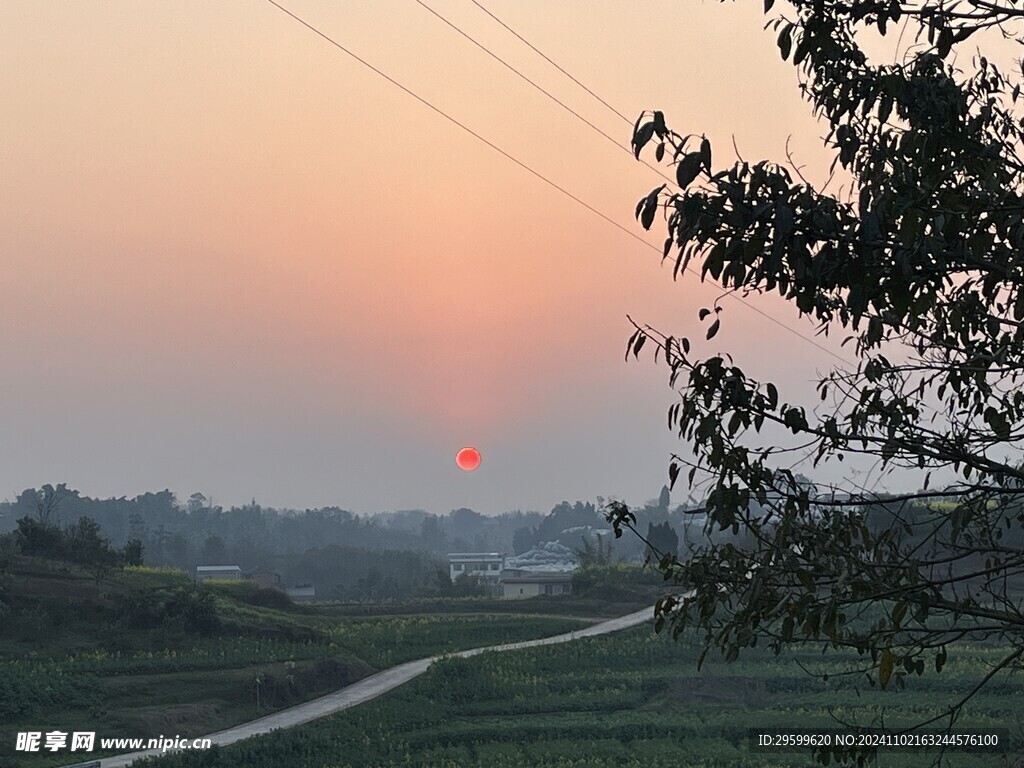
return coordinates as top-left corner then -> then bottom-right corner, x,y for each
572,564 -> 666,597
114,583 -> 221,635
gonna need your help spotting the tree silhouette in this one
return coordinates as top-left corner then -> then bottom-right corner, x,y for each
610,0 -> 1024,758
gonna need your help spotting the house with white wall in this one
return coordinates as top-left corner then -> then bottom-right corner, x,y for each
447,552 -> 504,584
502,571 -> 573,598
196,565 -> 242,581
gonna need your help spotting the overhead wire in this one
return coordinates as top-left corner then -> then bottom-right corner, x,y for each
412,0 -> 676,187
469,0 -> 633,125
262,0 -> 851,367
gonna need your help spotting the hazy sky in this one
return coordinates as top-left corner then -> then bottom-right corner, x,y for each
1,1 -> 851,514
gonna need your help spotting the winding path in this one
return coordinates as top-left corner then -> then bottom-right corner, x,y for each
98,607 -> 654,767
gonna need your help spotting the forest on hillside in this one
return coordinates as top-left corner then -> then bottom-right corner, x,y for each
0,486 -> 694,599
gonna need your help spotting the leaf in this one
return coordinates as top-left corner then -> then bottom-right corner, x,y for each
984,406 -> 1011,439
625,330 -> 639,362
632,122 -> 656,159
637,185 -> 665,231
1013,289 -> 1024,321
676,152 -> 703,188
668,462 -> 680,490
891,601 -> 907,630
652,110 -> 667,138
706,319 -> 721,340
699,137 -> 712,173
640,199 -> 656,231
764,0 -> 775,11
697,646 -> 709,670
777,23 -> 792,60
655,142 -> 665,162
937,27 -> 954,58
632,332 -> 647,358
879,649 -> 895,689
878,95 -> 892,124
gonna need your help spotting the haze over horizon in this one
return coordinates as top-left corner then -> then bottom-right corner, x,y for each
2,1 -> 851,515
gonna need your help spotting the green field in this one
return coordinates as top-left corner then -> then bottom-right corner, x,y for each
137,626 -> 1023,768
6,558 -> 1021,768
0,559 -> 589,768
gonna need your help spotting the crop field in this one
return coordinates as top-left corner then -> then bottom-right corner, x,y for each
0,612 -> 587,768
141,625 -> 1024,768
325,615 -> 585,667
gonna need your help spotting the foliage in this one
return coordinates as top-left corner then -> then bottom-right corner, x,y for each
617,0 -> 1024,761
644,522 -> 678,560
0,538 -> 13,620
113,583 -> 221,635
571,564 -> 666,605
122,537 -> 144,567
13,515 -> 130,582
0,659 -> 103,720
14,517 -> 63,559
205,580 -> 302,612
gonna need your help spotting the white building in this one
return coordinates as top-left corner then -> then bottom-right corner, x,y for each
196,565 -> 242,581
448,552 -> 504,584
502,571 -> 574,598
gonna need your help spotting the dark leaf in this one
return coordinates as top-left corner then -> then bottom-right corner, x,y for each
777,24 -> 792,60
632,122 -> 656,159
676,152 -> 704,188
879,649 -> 895,688
632,332 -> 646,358
652,110 -> 667,138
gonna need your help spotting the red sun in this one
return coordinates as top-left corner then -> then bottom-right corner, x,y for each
456,447 -> 481,471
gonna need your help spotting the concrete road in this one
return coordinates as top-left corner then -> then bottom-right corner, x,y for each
98,606 -> 655,767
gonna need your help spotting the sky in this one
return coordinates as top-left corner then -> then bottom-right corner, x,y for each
0,1 -> 852,515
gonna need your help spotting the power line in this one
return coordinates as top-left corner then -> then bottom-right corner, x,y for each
413,0 -> 675,187
262,0 -> 850,367
470,0 -> 633,126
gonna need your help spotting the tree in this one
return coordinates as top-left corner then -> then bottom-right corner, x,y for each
199,535 -> 228,565
657,484 -> 671,513
65,516 -> 119,584
187,492 -> 208,514
17,484 -> 73,526
14,516 -> 62,558
644,521 -> 678,561
123,538 -> 144,567
611,0 -> 1024,759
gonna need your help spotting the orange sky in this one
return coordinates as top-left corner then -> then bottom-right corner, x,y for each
0,1 -> 850,513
